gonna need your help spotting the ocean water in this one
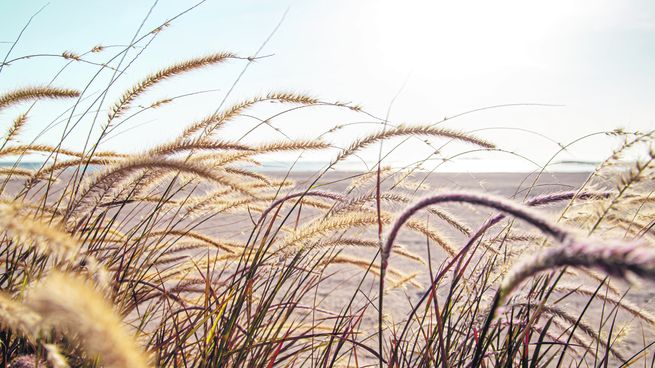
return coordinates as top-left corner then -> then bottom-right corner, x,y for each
244,158 -> 599,173
0,159 -> 598,173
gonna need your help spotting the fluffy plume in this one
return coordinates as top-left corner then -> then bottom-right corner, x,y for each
4,112 -> 28,143
501,239 -> 655,301
0,293 -> 43,340
73,157 -> 259,212
0,144 -> 124,159
0,86 -> 79,111
27,273 -> 151,368
107,52 -> 236,122
0,203 -> 79,258
146,137 -> 252,157
556,284 -> 655,325
180,92 -> 320,139
144,229 -> 240,253
335,124 -> 495,162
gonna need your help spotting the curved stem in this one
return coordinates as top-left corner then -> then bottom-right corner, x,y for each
382,191 -> 574,274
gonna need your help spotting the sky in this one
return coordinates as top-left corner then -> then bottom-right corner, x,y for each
0,1 -> 654,172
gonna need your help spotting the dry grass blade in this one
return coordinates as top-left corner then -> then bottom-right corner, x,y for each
180,92 -> 320,139
205,139 -> 330,166
107,52 -> 236,122
27,273 -> 151,368
311,237 -> 425,264
147,137 -> 253,157
0,203 -> 79,258
73,156 -> 259,211
513,302 -> 624,360
335,124 -> 495,162
254,139 -> 331,153
387,272 -> 421,290
0,167 -> 35,178
383,191 -> 571,276
320,255 -> 421,288
4,112 -> 28,143
556,284 -> 655,325
0,144 -> 125,159
405,219 -> 456,256
0,293 -> 43,340
285,212 -> 380,248
223,167 -> 271,184
0,86 -> 79,111
502,239 -> 655,301
338,192 -> 471,236
30,157 -> 117,180
44,344 -> 70,368
144,229 -> 240,253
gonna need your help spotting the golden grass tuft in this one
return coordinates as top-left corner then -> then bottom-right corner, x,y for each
180,92 -> 320,139
0,293 -> 43,341
0,86 -> 79,111
107,52 -> 236,122
147,137 -> 253,157
334,124 -> 495,162
27,272 -> 151,368
4,112 -> 28,143
0,202 -> 79,258
73,156 -> 260,212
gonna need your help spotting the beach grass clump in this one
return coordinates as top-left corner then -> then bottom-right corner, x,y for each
0,6 -> 654,368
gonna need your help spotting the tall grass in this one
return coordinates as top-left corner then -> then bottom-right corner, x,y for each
1,5 -> 655,368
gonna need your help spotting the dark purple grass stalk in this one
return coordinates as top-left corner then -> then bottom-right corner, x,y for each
382,191 -> 575,276
502,239 -> 655,301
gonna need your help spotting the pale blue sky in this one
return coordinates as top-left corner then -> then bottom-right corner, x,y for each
1,1 -> 654,171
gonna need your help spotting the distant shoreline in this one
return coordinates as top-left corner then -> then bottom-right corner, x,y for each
0,161 -> 598,174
